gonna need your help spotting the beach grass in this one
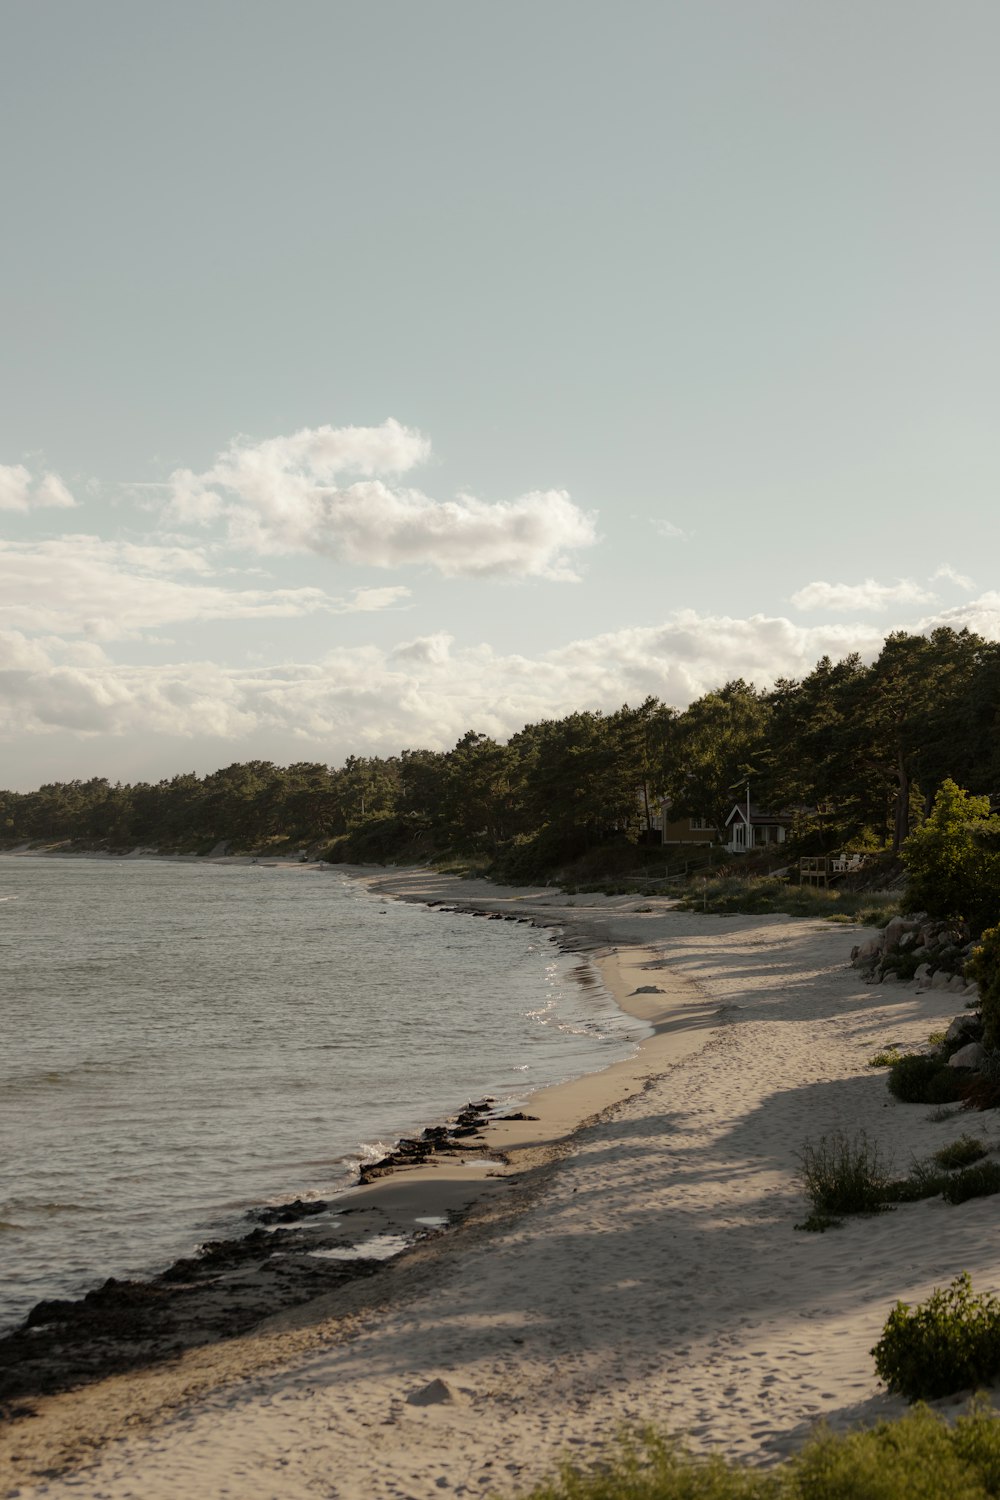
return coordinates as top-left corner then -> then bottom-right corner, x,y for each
515,1404 -> 1000,1499
673,877 -> 899,926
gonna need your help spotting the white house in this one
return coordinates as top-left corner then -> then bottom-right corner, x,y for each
723,802 -> 792,854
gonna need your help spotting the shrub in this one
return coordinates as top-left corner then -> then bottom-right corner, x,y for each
902,779 -> 1000,937
869,1047 -> 903,1068
796,1131 -> 892,1220
968,925 -> 1000,1051
871,1272 -> 1000,1401
934,1135 -> 989,1171
941,1161 -> 1000,1205
516,1404 -> 1000,1499
883,1160 -> 951,1203
887,1053 -> 962,1105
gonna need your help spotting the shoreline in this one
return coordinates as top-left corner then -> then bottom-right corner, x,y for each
0,869 -> 709,1424
4,874 -> 998,1498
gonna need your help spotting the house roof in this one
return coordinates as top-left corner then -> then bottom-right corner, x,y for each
724,803 -> 793,827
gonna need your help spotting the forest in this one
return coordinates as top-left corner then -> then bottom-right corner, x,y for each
2,626 -> 999,881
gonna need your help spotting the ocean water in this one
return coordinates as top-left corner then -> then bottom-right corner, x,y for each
0,857 -> 642,1332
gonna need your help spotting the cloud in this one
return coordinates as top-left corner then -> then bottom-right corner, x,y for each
0,463 -> 77,512
5,592 -> 999,777
165,419 -> 597,580
0,536 -> 409,640
931,564 -> 976,592
0,608 -> 892,756
650,518 -> 688,539
917,593 -> 1000,639
790,578 -> 935,612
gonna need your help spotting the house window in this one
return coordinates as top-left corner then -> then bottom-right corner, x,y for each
689,818 -> 713,831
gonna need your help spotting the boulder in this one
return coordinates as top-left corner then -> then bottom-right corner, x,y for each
931,970 -> 954,990
948,1042 -> 985,1070
406,1377 -> 464,1407
914,963 -> 932,981
881,970 -> 900,983
853,937 -> 883,968
963,982 -> 980,1001
946,1015 -> 980,1043
883,916 -> 921,953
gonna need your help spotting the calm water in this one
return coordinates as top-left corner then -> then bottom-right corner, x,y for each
0,857 -> 641,1331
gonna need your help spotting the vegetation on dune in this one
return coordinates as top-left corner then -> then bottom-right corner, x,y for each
515,1403 -> 1000,1499
872,1275 -> 1000,1402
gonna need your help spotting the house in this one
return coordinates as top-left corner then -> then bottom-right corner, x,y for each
723,802 -> 792,854
658,798 -> 722,846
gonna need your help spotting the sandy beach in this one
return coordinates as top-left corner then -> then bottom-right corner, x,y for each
3,871 -> 999,1499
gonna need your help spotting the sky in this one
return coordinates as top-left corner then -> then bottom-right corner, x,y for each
2,0 -> 999,791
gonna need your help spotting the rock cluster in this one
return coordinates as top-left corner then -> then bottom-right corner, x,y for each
851,911 -> 979,1001
357,1098 -> 497,1184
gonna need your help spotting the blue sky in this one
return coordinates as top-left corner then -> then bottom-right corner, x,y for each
2,1 -> 998,789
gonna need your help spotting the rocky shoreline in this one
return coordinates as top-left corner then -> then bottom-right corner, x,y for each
0,1096 -> 524,1415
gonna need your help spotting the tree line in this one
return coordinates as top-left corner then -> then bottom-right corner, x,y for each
2,627 -> 998,875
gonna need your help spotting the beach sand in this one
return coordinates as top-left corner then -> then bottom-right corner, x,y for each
3,874 -> 999,1499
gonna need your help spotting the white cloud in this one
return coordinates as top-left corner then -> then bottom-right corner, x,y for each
0,463 -> 77,512
790,577 -> 935,612
5,591 -> 1000,778
0,537 -> 409,640
0,608 -> 892,755
917,593 -> 1000,639
650,518 -> 688,539
165,419 -> 597,581
931,564 -> 976,592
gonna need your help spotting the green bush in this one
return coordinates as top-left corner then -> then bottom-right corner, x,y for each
941,1161 -> 1000,1205
868,1047 -> 903,1068
887,1053 -> 962,1105
882,1160 -> 952,1204
968,925 -> 1000,1051
871,1272 -> 1000,1401
516,1404 -> 1000,1499
934,1136 -> 990,1171
796,1131 -> 892,1220
902,779 -> 1000,937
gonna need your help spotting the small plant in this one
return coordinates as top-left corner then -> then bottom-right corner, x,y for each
928,1104 -> 961,1122
868,1046 -> 903,1068
887,1052 -> 962,1105
871,1272 -> 1000,1400
933,1135 -> 989,1171
883,1159 -> 951,1203
927,1029 -> 947,1046
796,1130 -> 892,1221
941,1160 -> 1000,1205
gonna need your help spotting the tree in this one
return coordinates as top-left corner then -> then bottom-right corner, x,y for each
664,681 -> 771,838
901,779 -> 1000,935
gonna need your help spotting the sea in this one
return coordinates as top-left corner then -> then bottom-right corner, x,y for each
0,856 -> 643,1333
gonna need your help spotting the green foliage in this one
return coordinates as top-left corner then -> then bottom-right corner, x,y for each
968,926 -> 1000,1051
934,1136 -> 990,1172
902,780 -> 1000,937
941,1162 -> 1000,1205
516,1405 -> 1000,1500
871,1273 -> 1000,1401
4,627 -> 1000,888
675,877 -> 899,925
517,1428 -> 777,1500
887,1053 -> 962,1105
796,1131 -> 892,1220
882,1160 -> 952,1204
868,1047 -> 903,1068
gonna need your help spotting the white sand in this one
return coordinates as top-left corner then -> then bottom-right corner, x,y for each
4,880 -> 999,1499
